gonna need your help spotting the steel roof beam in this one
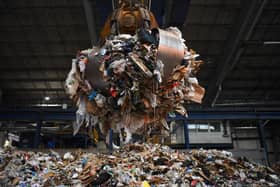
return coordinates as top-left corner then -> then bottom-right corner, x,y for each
204,0 -> 268,106
1,110 -> 280,121
2,88 -> 65,92
163,0 -> 173,28
83,0 -> 98,46
0,78 -> 65,82
0,54 -> 74,58
0,68 -> 68,72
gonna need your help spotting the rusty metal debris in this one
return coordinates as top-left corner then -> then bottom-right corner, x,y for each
0,144 -> 279,186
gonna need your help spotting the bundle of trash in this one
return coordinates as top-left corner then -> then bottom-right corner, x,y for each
0,144 -> 279,186
65,27 -> 205,141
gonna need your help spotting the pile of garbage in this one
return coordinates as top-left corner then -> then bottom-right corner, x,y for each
65,27 -> 205,140
1,144 -> 279,186
272,162 -> 280,176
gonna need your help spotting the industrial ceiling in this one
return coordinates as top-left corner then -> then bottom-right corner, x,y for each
0,0 -> 279,111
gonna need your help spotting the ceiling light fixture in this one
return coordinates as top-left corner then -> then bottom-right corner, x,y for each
34,104 -> 62,107
62,103 -> 68,109
44,96 -> 50,101
263,41 -> 280,45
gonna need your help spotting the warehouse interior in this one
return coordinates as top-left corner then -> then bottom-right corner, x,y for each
0,0 -> 280,186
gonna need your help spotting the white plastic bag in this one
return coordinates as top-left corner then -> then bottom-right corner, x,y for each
65,59 -> 79,97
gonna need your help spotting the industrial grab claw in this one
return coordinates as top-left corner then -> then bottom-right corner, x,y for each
65,0 -> 205,145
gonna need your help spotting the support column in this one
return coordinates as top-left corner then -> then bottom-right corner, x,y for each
0,131 -> 5,148
273,135 -> 280,162
33,120 -> 42,149
85,135 -> 88,148
184,119 -> 190,149
258,120 -> 270,166
108,129 -> 113,151
223,120 -> 229,137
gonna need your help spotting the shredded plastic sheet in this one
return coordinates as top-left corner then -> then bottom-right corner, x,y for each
65,60 -> 80,98
65,27 -> 205,139
1,144 -> 279,186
